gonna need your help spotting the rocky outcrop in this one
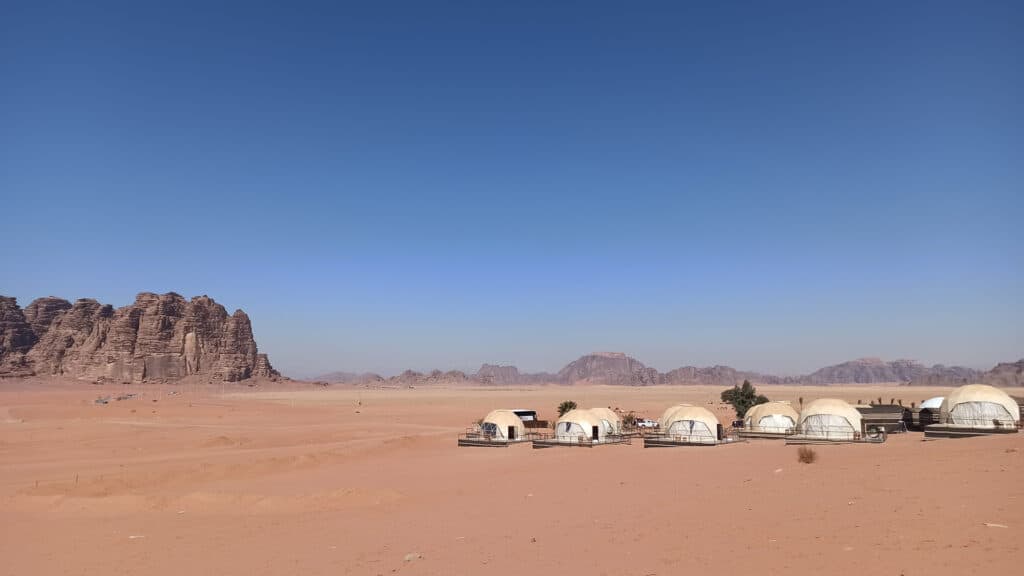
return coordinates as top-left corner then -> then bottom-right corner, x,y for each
557,352 -> 662,385
316,371 -> 386,384
663,365 -> 788,386
22,297 -> 72,340
801,357 -> 981,385
984,360 -> 1024,387
0,297 -> 37,375
0,292 -> 278,382
474,364 -> 522,384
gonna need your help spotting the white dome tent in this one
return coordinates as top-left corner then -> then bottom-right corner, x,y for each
479,409 -> 526,442
940,385 -> 1020,428
659,405 -> 721,445
554,409 -> 606,444
743,402 -> 799,434
796,399 -> 863,441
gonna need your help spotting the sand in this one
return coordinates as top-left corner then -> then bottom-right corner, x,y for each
1,378 -> 1021,575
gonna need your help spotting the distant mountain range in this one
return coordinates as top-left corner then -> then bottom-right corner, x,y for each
314,352 -> 1021,387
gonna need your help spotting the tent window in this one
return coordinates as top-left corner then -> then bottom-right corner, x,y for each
756,414 -> 795,433
950,402 -> 1014,426
799,414 -> 855,440
666,420 -> 716,443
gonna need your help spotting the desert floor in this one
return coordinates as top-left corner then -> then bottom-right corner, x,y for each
1,378 -> 1021,575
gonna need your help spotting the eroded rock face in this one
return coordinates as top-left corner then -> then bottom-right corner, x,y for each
0,292 -> 278,382
23,297 -> 72,340
557,352 -> 662,385
0,297 -> 37,375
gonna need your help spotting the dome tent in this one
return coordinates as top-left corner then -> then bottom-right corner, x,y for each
940,385 -> 1019,428
589,407 -> 622,435
797,399 -> 863,440
555,409 -> 607,443
658,404 -> 694,428
480,410 -> 526,442
660,405 -> 721,444
744,401 -> 799,434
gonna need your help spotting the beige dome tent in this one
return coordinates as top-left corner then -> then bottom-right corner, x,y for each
658,404 -> 694,428
744,401 -> 799,434
940,384 -> 1020,428
555,409 -> 606,443
660,405 -> 721,444
589,407 -> 622,435
480,409 -> 526,442
797,399 -> 863,440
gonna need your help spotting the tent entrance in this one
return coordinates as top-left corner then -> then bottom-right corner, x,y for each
507,426 -> 517,440
591,426 -> 599,441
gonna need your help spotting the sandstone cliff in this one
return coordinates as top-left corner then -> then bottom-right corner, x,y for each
0,296 -> 36,376
0,292 -> 278,382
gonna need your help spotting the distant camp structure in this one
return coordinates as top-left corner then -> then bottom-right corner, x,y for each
644,404 -> 733,447
904,396 -> 944,430
924,384 -> 1021,439
532,408 -> 631,448
458,409 -> 547,447
737,401 -> 799,439
788,398 -> 885,444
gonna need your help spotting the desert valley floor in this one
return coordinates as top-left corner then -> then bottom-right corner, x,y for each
1,379 -> 1021,575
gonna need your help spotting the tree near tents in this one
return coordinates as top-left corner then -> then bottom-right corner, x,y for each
720,380 -> 769,418
557,400 -> 577,417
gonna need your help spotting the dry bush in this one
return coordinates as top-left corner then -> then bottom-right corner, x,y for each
797,446 -> 817,464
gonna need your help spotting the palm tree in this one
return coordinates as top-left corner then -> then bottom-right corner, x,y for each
557,400 -> 577,417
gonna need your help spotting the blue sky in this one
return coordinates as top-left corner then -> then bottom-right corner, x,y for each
1,1 -> 1021,377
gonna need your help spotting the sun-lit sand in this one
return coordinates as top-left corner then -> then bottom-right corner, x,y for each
1,378 -> 1021,575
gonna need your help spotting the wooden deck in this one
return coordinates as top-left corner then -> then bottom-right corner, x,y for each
923,424 -> 1019,439
531,435 -> 632,449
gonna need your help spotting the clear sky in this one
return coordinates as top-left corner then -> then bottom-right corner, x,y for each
2,1 -> 1021,378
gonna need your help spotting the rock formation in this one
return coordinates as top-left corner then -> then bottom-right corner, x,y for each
984,360 -> 1024,387
0,297 -> 37,375
318,354 -> 1013,388
474,363 -> 522,384
0,292 -> 278,382
557,352 -> 662,385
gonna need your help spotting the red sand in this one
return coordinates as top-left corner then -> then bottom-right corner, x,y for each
1,378 -> 1021,575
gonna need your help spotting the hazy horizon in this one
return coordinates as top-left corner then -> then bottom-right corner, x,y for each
3,1 -> 1021,377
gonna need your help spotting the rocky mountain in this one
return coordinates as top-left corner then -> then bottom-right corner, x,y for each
0,292 -> 278,383
802,357 -> 982,385
984,360 -> 1024,387
663,365 -> 789,386
557,352 -> 662,385
316,371 -> 386,384
474,363 -> 522,384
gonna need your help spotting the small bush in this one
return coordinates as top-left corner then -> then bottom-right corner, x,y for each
797,446 -> 818,464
